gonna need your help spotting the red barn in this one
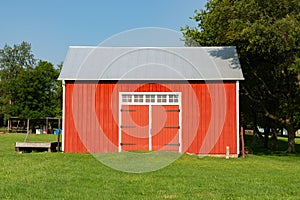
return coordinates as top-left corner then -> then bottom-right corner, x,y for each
58,46 -> 244,157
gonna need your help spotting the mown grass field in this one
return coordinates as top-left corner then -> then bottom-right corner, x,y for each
1,133 -> 300,199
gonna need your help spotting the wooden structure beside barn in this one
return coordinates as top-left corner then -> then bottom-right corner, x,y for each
7,117 -> 61,134
15,142 -> 60,153
58,46 -> 244,157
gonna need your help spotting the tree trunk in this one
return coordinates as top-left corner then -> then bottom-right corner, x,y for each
263,117 -> 270,149
264,126 -> 269,149
252,129 -> 257,144
253,112 -> 264,142
271,128 -> 278,151
286,126 -> 296,153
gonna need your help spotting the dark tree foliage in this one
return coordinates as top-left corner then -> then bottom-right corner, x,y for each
11,61 -> 61,119
0,42 -> 35,121
182,0 -> 300,152
0,42 -> 62,123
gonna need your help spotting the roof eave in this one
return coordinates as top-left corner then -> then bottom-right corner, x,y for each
58,78 -> 245,81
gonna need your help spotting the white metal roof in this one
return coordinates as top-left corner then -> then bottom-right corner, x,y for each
58,46 -> 244,81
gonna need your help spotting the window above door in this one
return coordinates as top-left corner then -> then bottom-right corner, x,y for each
120,92 -> 181,105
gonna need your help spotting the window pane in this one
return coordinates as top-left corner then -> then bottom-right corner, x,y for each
151,95 -> 155,102
134,95 -> 144,103
162,95 -> 167,102
134,95 -> 139,102
146,95 -> 155,103
122,94 -> 132,103
174,95 -> 178,102
157,95 -> 162,102
146,95 -> 150,102
139,95 -> 143,102
169,95 -> 173,102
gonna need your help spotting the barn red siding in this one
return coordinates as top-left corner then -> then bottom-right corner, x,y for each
121,105 -> 149,151
152,105 -> 180,152
64,81 -> 237,155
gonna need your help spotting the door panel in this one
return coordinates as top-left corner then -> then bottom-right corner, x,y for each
121,105 -> 149,151
152,105 -> 180,151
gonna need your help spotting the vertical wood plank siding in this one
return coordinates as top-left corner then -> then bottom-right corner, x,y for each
121,105 -> 149,151
64,81 -> 237,155
152,105 -> 180,152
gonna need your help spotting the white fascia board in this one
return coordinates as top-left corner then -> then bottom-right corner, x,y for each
236,81 -> 240,155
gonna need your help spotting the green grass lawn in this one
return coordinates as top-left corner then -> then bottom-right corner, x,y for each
1,133 -> 300,199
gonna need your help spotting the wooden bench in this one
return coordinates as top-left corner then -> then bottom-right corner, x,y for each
15,142 -> 60,153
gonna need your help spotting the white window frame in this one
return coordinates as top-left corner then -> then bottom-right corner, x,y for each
119,92 -> 181,105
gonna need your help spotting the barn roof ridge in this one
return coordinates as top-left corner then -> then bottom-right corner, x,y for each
67,45 -> 236,48
58,46 -> 244,81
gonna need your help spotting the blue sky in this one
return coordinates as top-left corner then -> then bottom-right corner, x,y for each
0,0 -> 206,65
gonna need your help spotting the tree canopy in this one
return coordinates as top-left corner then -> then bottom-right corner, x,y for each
182,0 -> 300,152
0,42 -> 62,123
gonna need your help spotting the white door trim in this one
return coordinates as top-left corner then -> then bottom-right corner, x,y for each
149,105 -> 152,151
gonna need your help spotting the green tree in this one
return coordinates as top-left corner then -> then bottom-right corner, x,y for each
12,61 -> 61,119
0,42 -> 35,123
0,42 -> 62,124
52,62 -> 63,118
182,0 -> 300,152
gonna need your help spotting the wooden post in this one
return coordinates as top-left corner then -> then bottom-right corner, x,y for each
57,118 -> 61,152
226,146 -> 230,159
240,126 -> 245,158
27,119 -> 30,134
46,117 -> 48,134
7,118 -> 10,133
24,119 -> 31,142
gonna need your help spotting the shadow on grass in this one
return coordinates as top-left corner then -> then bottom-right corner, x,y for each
244,134 -> 300,156
93,151 -> 182,173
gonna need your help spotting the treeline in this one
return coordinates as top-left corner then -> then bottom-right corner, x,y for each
0,42 -> 62,126
181,0 -> 300,152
